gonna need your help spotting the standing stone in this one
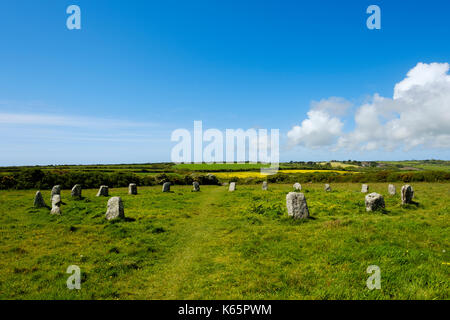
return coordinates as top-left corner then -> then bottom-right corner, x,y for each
105,197 -> 125,220
401,185 -> 414,204
192,181 -> 200,192
293,183 -> 302,191
286,192 -> 309,219
128,183 -> 137,195
50,185 -> 61,201
324,184 -> 331,192
50,194 -> 62,215
388,184 -> 396,195
365,192 -> 385,212
96,185 -> 109,197
162,182 -> 171,192
229,182 -> 236,192
34,191 -> 46,208
71,184 -> 82,198
262,181 -> 268,191
361,184 -> 369,193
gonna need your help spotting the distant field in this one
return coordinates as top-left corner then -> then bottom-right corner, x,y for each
382,161 -> 450,172
173,163 -> 269,171
0,183 -> 448,299
319,162 -> 359,168
213,169 -> 353,179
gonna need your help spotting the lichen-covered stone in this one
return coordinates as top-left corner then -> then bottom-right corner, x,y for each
286,192 -> 309,219
96,185 -> 109,197
262,181 -> 268,191
293,183 -> 302,191
365,192 -> 385,212
105,197 -> 124,220
50,194 -> 62,215
361,184 -> 369,193
388,184 -> 396,195
162,182 -> 171,192
129,183 -> 137,195
71,184 -> 82,198
401,185 -> 414,204
192,181 -> 200,192
50,185 -> 61,201
34,191 -> 46,208
229,182 -> 236,192
324,184 -> 331,192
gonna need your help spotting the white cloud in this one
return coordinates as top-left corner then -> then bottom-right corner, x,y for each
287,109 -> 343,148
310,96 -> 352,116
0,113 -> 158,128
288,62 -> 450,151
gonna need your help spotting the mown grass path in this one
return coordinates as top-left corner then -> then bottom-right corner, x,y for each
136,186 -> 228,299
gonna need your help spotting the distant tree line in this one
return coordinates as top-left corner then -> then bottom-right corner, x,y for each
0,168 -> 448,190
0,169 -> 219,190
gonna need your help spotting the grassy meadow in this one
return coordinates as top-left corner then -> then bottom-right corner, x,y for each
0,182 -> 448,299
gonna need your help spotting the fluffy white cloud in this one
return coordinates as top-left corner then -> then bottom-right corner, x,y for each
288,62 -> 450,151
310,96 -> 352,116
287,109 -> 343,148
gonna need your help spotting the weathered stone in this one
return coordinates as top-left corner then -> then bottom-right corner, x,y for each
105,197 -> 125,220
388,184 -> 396,195
293,183 -> 302,191
162,182 -> 171,192
365,192 -> 385,212
286,192 -> 309,219
401,185 -> 414,204
71,184 -> 82,198
229,182 -> 236,192
34,191 -> 46,208
324,184 -> 331,192
128,183 -> 137,195
96,185 -> 109,197
361,184 -> 369,193
50,185 -> 61,201
192,181 -> 200,192
262,181 -> 268,190
50,194 -> 62,215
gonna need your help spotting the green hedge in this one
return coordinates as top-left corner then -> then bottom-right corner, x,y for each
0,168 -> 448,190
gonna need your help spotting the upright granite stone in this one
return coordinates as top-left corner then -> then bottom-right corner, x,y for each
324,184 -> 331,192
388,184 -> 396,195
105,197 -> 124,220
128,183 -> 137,195
96,185 -> 109,197
192,181 -> 200,192
50,185 -> 61,201
262,181 -> 268,191
293,183 -> 302,191
401,185 -> 414,204
50,194 -> 62,215
34,191 -> 46,208
162,182 -> 171,192
71,184 -> 82,198
229,182 -> 236,192
286,192 -> 309,219
365,192 -> 385,212
361,184 -> 369,193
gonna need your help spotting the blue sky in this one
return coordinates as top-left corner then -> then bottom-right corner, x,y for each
1,0 -> 449,165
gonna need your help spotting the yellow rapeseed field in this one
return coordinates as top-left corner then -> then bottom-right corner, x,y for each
213,169 -> 352,178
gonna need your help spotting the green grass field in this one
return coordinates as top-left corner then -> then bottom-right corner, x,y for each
0,183 -> 448,299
